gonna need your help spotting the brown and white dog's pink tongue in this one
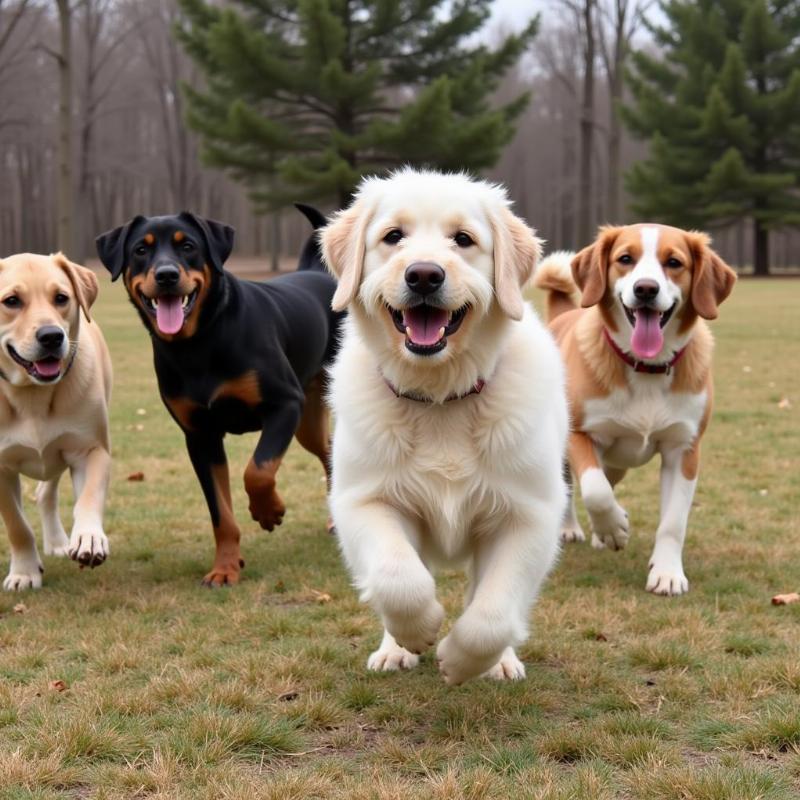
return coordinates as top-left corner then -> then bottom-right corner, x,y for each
630,307 -> 664,359
156,296 -> 184,335
34,359 -> 60,378
403,306 -> 449,346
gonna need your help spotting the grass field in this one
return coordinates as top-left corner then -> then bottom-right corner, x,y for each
1,276 -> 799,799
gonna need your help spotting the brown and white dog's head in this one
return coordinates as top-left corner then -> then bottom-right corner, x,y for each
321,169 -> 541,397
0,252 -> 97,386
572,224 -> 736,361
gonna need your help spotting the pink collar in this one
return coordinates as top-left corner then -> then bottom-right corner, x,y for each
603,328 -> 688,375
383,376 -> 486,403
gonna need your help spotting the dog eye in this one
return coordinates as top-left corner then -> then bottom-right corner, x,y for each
134,244 -> 149,257
181,241 -> 195,253
454,232 -> 474,248
382,229 -> 404,245
618,254 -> 633,265
54,293 -> 70,306
2,295 -> 21,309
665,257 -> 682,268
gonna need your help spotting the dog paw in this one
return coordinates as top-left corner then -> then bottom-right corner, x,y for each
386,599 -> 445,656
483,647 -> 526,681
367,634 -> 420,671
248,493 -> 286,532
201,559 -> 242,588
43,530 -> 70,557
3,559 -> 44,591
646,563 -> 689,596
560,524 -> 586,544
589,503 -> 629,551
69,531 -> 109,568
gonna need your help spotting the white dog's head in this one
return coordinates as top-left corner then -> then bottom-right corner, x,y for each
321,169 -> 541,398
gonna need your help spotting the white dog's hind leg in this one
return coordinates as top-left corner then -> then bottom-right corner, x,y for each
437,511 -> 560,685
560,469 -> 585,543
581,467 -> 629,551
367,629 -> 420,671
68,447 -> 111,567
334,499 -> 444,657
36,477 -> 70,557
647,444 -> 696,596
0,473 -> 43,591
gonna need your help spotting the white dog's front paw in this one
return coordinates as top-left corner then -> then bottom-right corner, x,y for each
43,530 -> 70,557
646,562 -> 689,596
588,503 -> 629,551
560,523 -> 586,543
367,632 -> 420,672
436,615 -> 512,686
385,599 -> 444,656
483,647 -> 526,681
69,530 -> 109,568
4,559 -> 44,591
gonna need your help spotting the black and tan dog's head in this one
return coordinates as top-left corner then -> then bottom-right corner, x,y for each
96,213 -> 234,340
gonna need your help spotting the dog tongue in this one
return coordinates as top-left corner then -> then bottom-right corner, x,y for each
34,359 -> 60,377
631,307 -> 664,359
156,297 -> 184,335
403,306 -> 449,346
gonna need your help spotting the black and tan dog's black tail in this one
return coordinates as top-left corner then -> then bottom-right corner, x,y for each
294,203 -> 328,272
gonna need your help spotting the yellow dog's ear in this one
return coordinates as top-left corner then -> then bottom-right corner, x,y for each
53,252 -> 98,322
321,198 -> 373,312
490,205 -> 543,320
571,225 -> 623,308
685,232 -> 737,320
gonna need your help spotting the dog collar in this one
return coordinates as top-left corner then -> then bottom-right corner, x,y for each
603,328 -> 687,375
383,375 -> 486,403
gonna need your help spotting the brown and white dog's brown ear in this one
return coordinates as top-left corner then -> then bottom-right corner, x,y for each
53,252 -> 99,322
570,226 -> 622,308
491,206 -> 543,320
686,233 -> 737,320
321,199 -> 372,312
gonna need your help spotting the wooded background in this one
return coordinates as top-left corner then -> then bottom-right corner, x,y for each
1,0 -> 798,271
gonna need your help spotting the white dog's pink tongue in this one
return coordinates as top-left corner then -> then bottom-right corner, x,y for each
631,307 -> 663,359
156,297 -> 184,335
34,359 -> 60,377
403,306 -> 449,346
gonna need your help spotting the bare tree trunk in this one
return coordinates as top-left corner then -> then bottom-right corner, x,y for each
753,219 -> 769,276
577,0 -> 596,246
270,212 -> 281,272
56,0 -> 73,254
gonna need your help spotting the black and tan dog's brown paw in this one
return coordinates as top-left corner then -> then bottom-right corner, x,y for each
201,559 -> 242,588
247,492 -> 286,531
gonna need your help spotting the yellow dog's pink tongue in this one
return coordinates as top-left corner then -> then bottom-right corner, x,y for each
403,306 -> 449,346
34,359 -> 60,377
631,307 -> 663,359
156,296 -> 184,335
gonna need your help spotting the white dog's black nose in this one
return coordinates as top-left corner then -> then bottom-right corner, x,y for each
36,326 -> 65,349
155,264 -> 181,287
633,279 -> 659,302
405,262 -> 445,296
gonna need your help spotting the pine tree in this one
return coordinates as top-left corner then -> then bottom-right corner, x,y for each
622,0 -> 800,274
176,0 -> 537,210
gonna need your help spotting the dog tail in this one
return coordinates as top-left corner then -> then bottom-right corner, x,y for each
294,203 -> 328,271
534,251 -> 580,322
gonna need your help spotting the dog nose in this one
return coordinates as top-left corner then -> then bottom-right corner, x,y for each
633,279 -> 659,302
405,262 -> 445,296
36,326 -> 65,350
155,264 -> 181,287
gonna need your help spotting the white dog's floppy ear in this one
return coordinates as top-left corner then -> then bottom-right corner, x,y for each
53,252 -> 99,322
321,199 -> 372,312
491,206 -> 543,320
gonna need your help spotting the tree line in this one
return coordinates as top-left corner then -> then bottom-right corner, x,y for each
1,0 -> 798,273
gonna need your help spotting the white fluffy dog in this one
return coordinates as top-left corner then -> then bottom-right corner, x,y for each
321,169 -> 568,685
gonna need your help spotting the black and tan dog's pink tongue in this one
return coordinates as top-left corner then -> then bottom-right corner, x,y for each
156,297 -> 184,335
631,307 -> 663,359
403,306 -> 449,346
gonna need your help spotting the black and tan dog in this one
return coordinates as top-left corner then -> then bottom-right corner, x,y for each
96,206 -> 342,586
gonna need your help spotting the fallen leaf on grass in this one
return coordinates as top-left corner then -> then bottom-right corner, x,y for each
777,397 -> 791,410
771,593 -> 800,606
310,589 -> 332,603
136,408 -> 147,416
13,603 -> 27,614
127,472 -> 145,482
49,680 -> 68,692
593,632 -> 608,642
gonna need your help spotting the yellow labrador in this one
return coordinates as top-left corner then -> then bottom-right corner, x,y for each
0,253 -> 112,590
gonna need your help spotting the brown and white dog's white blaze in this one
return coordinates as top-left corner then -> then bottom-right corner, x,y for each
535,224 -> 736,595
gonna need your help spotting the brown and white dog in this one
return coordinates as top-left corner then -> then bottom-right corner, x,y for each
0,253 -> 112,590
534,225 -> 736,595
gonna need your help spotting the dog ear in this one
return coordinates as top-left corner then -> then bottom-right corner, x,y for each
178,212 -> 235,274
687,233 -> 737,320
490,206 -> 543,321
321,199 -> 372,312
53,252 -> 99,322
95,215 -> 145,281
571,226 -> 621,308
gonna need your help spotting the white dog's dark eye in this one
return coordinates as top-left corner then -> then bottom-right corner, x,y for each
454,232 -> 474,248
2,295 -> 21,309
665,257 -> 682,268
54,293 -> 70,306
618,254 -> 633,265
383,229 -> 403,245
